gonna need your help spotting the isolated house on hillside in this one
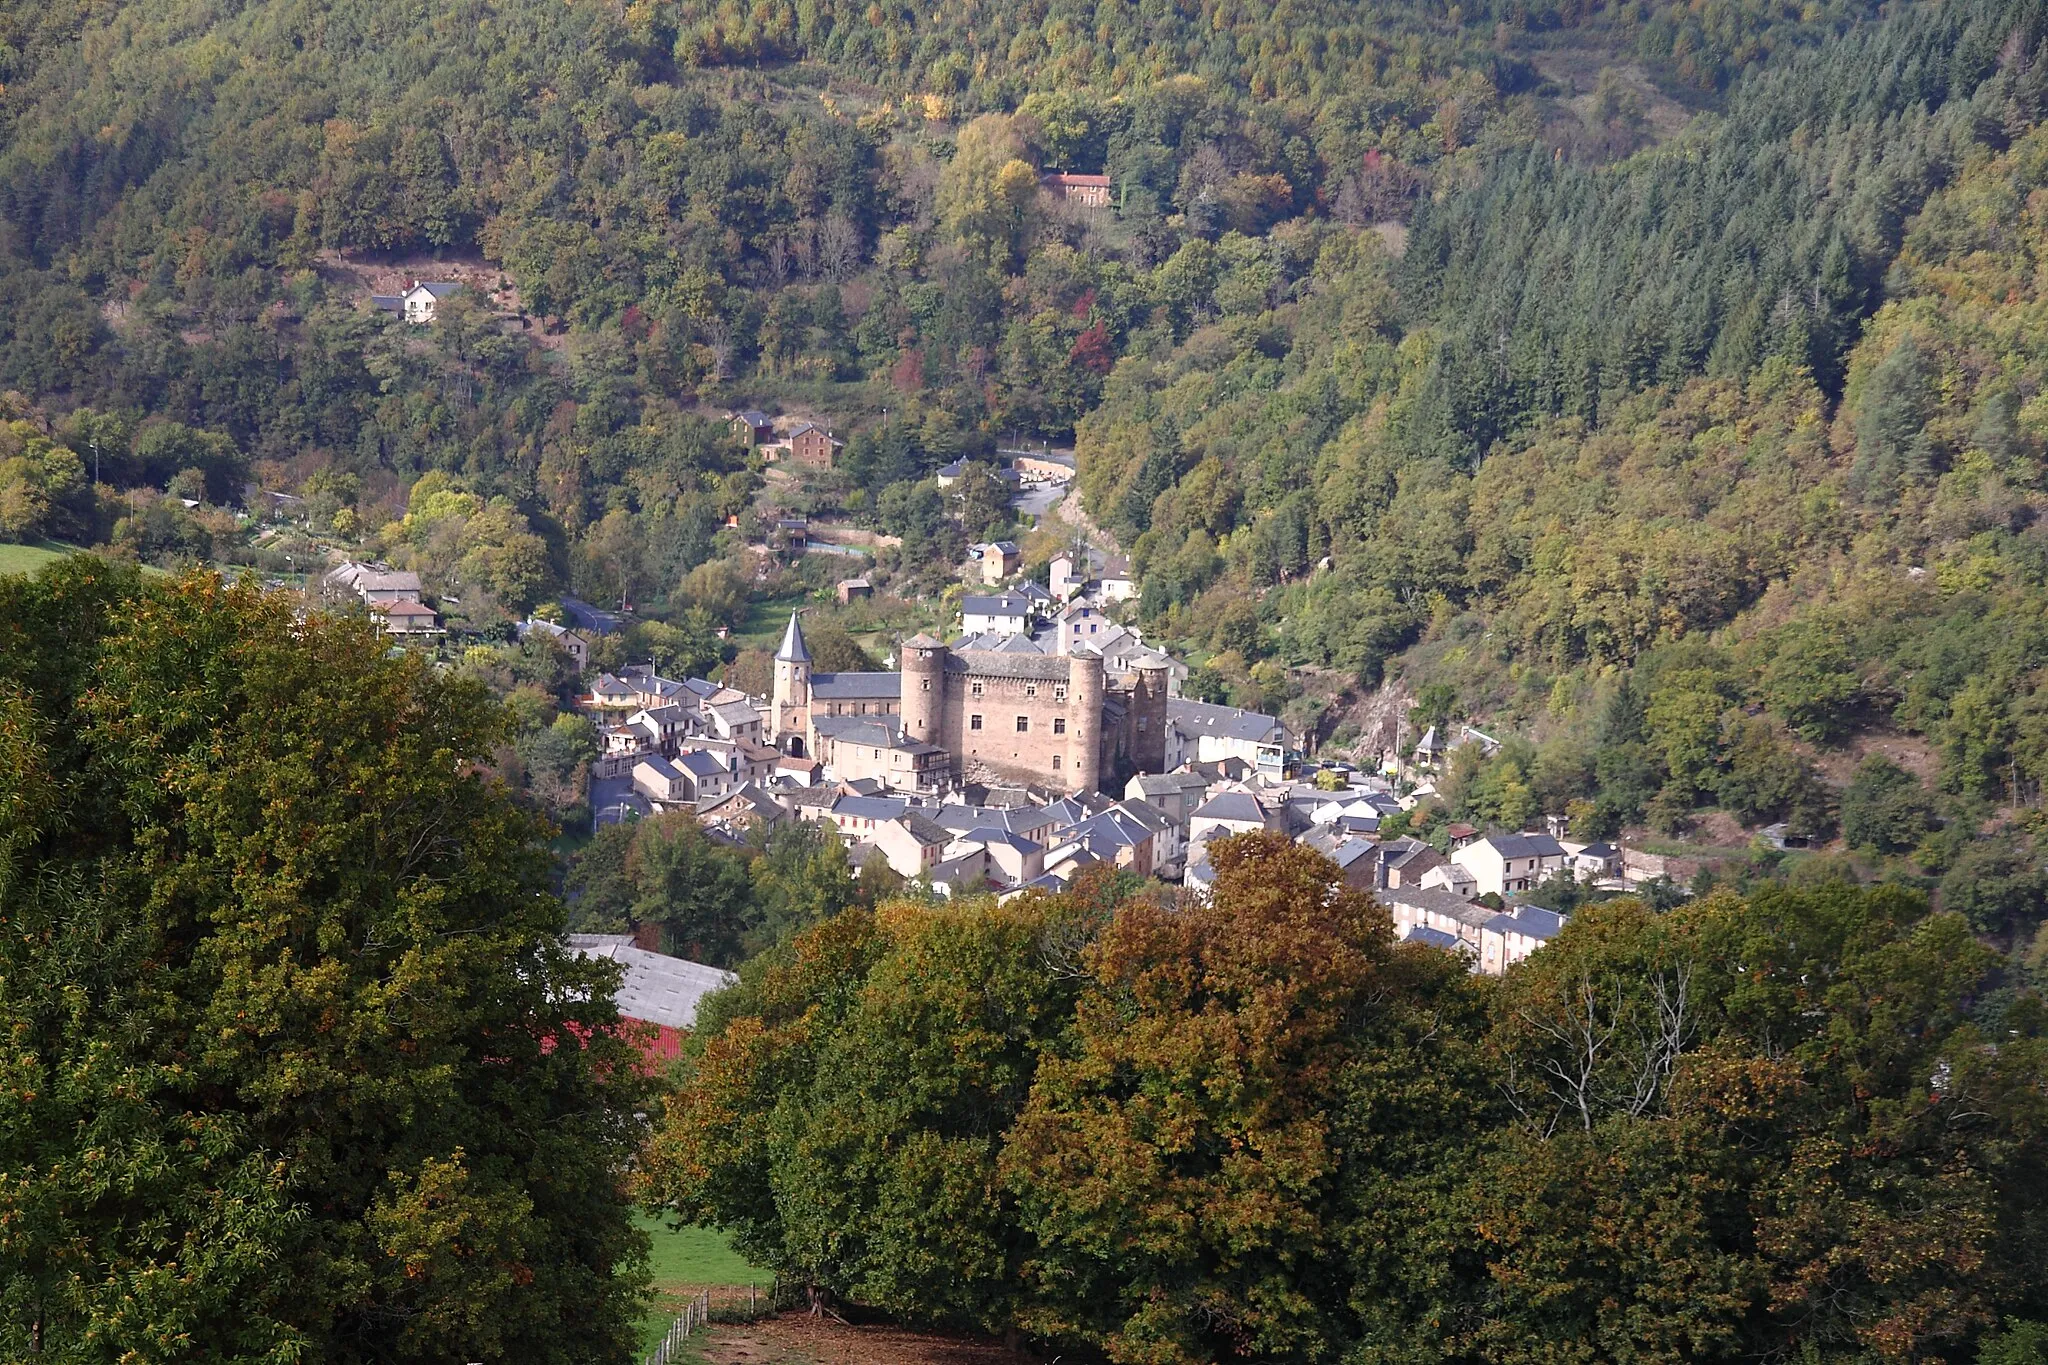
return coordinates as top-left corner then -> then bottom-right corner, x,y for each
787,422 -> 841,468
1043,172 -> 1112,207
728,409 -> 774,446
402,280 -> 463,324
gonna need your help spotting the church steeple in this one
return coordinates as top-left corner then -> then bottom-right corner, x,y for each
772,612 -> 812,752
775,611 -> 811,663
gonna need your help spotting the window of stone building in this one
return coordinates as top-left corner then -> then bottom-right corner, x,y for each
1137,717 -> 1147,731
1016,716 -> 1030,732
971,714 -> 983,730
921,679 -> 930,692
1053,718 -> 1067,735
1025,683 -> 1037,697
972,682 -> 984,697
1053,754 -> 1062,770
1054,685 -> 1067,701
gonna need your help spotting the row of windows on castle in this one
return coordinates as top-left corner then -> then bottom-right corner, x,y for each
825,679 -> 1071,715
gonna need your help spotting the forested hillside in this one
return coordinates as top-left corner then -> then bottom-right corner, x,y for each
7,0 -> 2048,904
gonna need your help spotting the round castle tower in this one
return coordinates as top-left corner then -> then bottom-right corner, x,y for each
1068,646 -> 1105,793
1132,654 -> 1170,774
901,632 -> 947,745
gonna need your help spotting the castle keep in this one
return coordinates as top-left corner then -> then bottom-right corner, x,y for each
769,614 -> 1167,794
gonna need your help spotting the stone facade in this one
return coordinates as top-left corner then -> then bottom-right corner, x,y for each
772,614 -> 1167,794
788,422 -> 840,468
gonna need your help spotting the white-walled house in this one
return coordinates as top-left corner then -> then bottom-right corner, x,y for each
1419,860 -> 1479,900
1451,833 -> 1568,898
401,280 -> 464,324
960,592 -> 1034,636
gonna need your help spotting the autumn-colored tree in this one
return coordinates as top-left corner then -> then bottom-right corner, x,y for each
1001,834 -> 1391,1365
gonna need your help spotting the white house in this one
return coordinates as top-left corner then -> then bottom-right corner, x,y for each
1050,551 -> 1080,601
960,592 -> 1034,637
1052,601 -> 1113,654
1165,698 -> 1289,775
1451,833 -> 1569,899
674,748 -> 736,803
1477,906 -> 1567,975
1188,790 -> 1279,846
401,280 -> 464,324
1419,861 -> 1479,900
1563,839 -> 1622,879
518,616 -> 591,671
632,755 -> 690,806
703,696 -> 765,744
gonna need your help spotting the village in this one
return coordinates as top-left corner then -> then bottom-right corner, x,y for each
294,275 -> 1680,1044
322,461 -> 1657,1040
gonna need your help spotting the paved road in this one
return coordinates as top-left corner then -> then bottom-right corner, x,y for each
1012,484 -> 1063,517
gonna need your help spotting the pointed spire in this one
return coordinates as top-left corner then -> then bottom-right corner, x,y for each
776,611 -> 811,664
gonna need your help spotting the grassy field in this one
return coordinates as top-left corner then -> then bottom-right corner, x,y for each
638,1215 -> 770,1355
645,1215 -> 767,1288
0,541 -> 76,575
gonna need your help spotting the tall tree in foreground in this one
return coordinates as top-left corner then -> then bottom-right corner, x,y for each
0,559 -> 649,1364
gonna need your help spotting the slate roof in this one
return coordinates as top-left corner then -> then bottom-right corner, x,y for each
1378,886 -> 1489,920
1037,795 -> 1102,831
565,936 -> 735,1030
959,828 -> 1044,854
635,754 -> 684,782
1064,808 -> 1153,853
775,612 -> 811,663
809,672 -> 901,700
932,804 -> 1052,836
950,631 -> 1048,655
1192,792 -> 1269,824
708,698 -> 762,727
1478,833 -> 1568,859
903,812 -> 953,845
1498,905 -> 1567,940
1400,925 -> 1463,951
831,795 -> 911,822
676,750 -> 728,779
1130,772 -> 1209,797
962,592 -> 1034,617
946,651 -> 1071,681
929,854 -> 989,887
1167,698 -> 1286,744
813,715 -> 925,750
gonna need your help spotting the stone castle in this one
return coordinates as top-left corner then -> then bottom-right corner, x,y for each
769,613 -> 1169,794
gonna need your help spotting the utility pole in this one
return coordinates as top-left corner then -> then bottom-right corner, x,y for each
90,436 -> 100,487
